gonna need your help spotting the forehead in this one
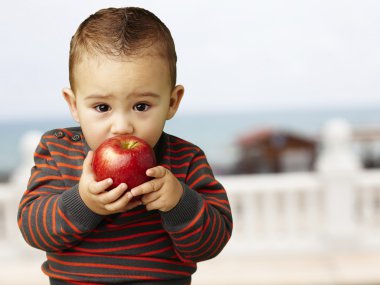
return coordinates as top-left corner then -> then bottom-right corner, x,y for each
74,53 -> 172,94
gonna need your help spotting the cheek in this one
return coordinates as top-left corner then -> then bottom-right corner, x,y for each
144,121 -> 166,148
82,128 -> 102,150
79,119 -> 107,150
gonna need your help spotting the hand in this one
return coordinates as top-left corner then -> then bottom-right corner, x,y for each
78,151 -> 142,215
130,166 -> 184,212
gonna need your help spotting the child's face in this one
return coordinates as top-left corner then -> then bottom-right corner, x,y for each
63,53 -> 184,150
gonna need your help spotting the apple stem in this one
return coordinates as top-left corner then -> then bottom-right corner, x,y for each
122,141 -> 139,149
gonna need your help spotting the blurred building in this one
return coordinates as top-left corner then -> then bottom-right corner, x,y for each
233,125 -> 380,175
234,128 -> 317,174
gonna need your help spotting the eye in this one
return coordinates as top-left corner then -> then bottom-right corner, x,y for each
95,104 -> 111,113
133,103 -> 150,112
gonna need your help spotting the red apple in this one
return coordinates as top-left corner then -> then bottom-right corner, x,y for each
92,135 -> 156,191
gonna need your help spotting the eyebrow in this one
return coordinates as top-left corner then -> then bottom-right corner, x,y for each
130,92 -> 161,99
85,92 -> 161,100
85,94 -> 114,100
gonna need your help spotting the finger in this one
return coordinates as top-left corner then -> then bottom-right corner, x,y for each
104,190 -> 135,212
88,178 -> 113,195
145,199 -> 164,212
82,151 -> 94,176
145,198 -> 174,212
146,166 -> 167,178
131,179 -> 162,197
98,183 -> 127,204
125,199 -> 143,211
141,191 -> 160,206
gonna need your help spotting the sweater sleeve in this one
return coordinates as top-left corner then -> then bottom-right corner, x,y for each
17,132 -> 103,252
160,149 -> 233,263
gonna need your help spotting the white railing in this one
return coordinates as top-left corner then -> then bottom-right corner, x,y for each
219,170 -> 380,255
218,119 -> 380,255
1,119 -> 380,259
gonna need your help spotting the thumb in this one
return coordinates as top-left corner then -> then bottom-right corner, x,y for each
82,150 -> 94,176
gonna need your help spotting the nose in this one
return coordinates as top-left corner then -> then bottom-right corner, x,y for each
111,114 -> 134,136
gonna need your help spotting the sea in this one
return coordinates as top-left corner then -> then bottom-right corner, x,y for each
1,107 -> 380,178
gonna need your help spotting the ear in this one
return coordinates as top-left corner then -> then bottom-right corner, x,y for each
62,88 -> 80,123
167,85 -> 184,120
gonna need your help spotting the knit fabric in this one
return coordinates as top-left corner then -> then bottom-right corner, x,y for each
18,127 -> 233,284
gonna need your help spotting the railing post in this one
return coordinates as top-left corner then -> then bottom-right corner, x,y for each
10,131 -> 42,251
316,119 -> 361,247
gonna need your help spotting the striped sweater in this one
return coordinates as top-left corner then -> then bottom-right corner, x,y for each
17,127 -> 233,284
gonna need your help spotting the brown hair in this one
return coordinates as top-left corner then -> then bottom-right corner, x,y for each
69,7 -> 177,90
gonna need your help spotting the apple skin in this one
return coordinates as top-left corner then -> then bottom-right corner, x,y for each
92,135 -> 156,191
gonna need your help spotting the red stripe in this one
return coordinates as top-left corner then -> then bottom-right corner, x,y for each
206,199 -> 232,214
57,206 -> 82,234
186,163 -> 211,182
52,199 -> 70,243
58,251 -> 196,268
35,152 -> 53,161
48,255 -> 190,276
34,174 -> 80,183
19,195 -> 35,209
35,163 -> 58,171
51,151 -> 84,160
84,229 -> 166,242
35,175 -> 63,183
174,173 -> 186,179
57,162 -> 83,170
101,219 -> 162,232
34,184 -> 68,191
190,215 -> 222,258
119,207 -> 147,218
179,208 -> 216,255
39,141 -> 48,150
75,236 -> 168,253
45,265 -> 157,281
43,196 -> 61,247
205,195 -> 230,206
209,229 -> 230,258
192,155 -> 206,164
47,141 -> 86,154
63,174 -> 80,181
189,174 -> 213,189
198,188 -> 226,194
27,170 -> 41,187
28,202 -> 43,249
170,161 -> 190,169
168,146 -> 199,154
139,245 -> 173,257
174,219 -> 210,248
172,224 -> 202,242
18,212 -> 31,245
163,153 -> 193,161
170,200 -> 205,234
35,199 -> 58,250
168,139 -> 188,146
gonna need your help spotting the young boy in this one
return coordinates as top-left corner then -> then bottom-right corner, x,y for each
18,7 -> 232,285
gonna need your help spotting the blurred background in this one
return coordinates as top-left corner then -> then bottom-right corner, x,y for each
1,0 -> 380,284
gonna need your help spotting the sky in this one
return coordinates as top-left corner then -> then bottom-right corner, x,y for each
1,0 -> 380,121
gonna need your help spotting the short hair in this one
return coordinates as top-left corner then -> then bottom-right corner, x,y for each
69,7 -> 177,91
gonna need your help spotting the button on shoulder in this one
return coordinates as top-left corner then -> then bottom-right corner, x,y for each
54,130 -> 64,139
71,134 -> 81,142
